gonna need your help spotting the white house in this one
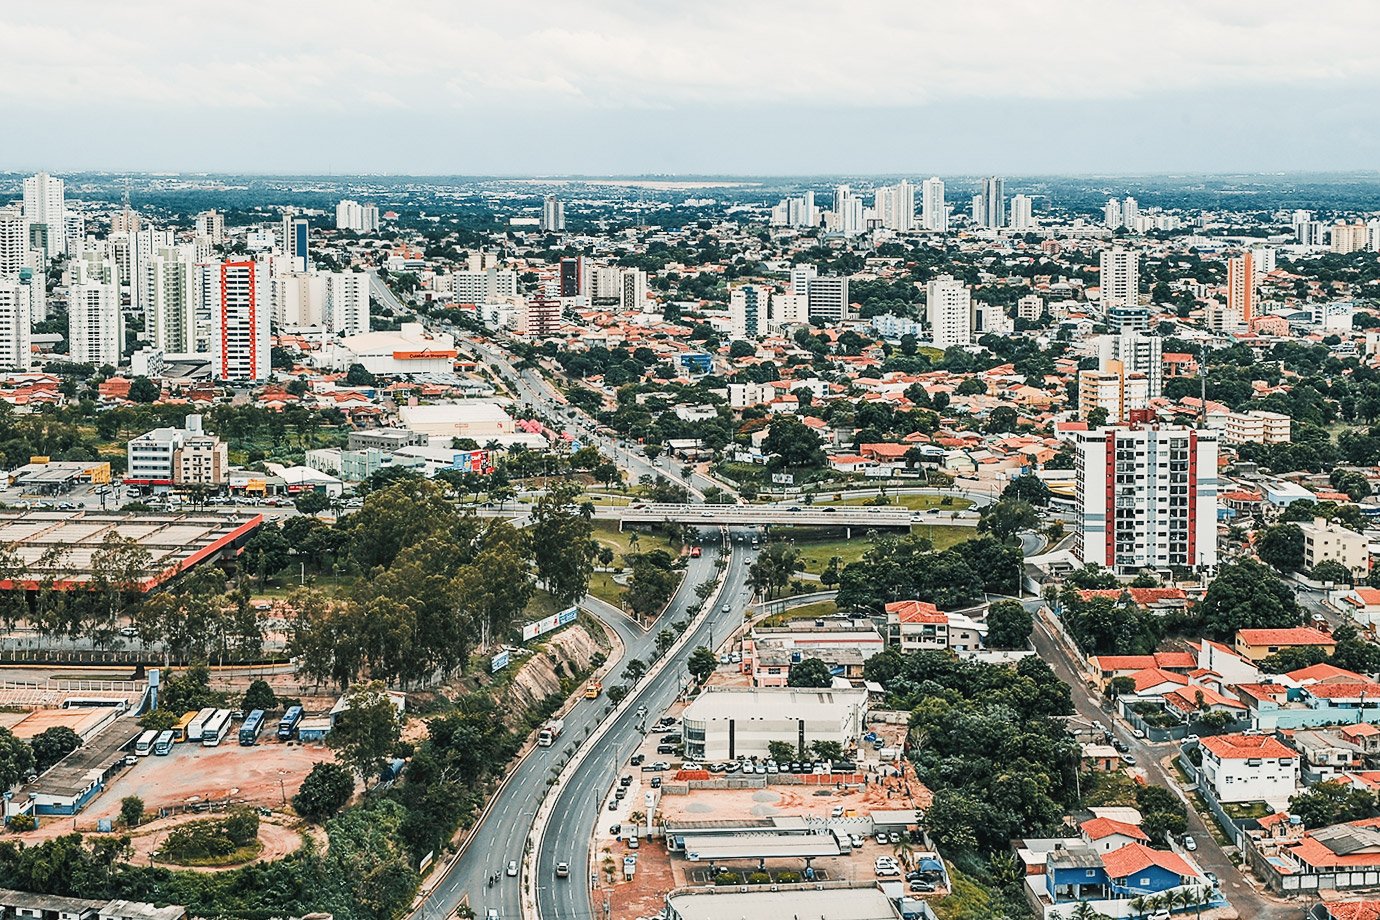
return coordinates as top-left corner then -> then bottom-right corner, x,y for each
1198,733 -> 1299,806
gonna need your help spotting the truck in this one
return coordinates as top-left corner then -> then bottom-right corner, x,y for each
585,681 -> 603,700
537,719 -> 564,747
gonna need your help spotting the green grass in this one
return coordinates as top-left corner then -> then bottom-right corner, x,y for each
588,521 -> 679,608
522,589 -> 564,623
781,525 -> 977,575
256,574 -> 358,598
587,572 -> 625,608
1224,801 -> 1271,820
818,494 -> 973,512
760,600 -> 838,627
1081,769 -> 1141,808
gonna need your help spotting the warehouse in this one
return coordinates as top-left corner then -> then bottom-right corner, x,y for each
680,687 -> 868,761
320,322 -> 458,375
0,511 -> 262,591
665,885 -> 901,920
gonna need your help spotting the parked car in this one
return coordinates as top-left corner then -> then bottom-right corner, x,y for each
1120,753 -> 1137,766
909,880 -> 936,893
1183,834 -> 1197,852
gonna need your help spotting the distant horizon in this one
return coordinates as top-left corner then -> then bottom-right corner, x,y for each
6,170 -> 1380,181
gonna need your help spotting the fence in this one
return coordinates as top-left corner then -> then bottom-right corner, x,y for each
0,648 -> 292,668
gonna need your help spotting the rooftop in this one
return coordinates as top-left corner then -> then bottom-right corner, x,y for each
1199,733 -> 1296,760
1237,627 -> 1336,647
666,885 -> 900,920
682,686 -> 868,722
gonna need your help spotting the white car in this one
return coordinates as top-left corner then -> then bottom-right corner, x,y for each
506,860 -> 518,877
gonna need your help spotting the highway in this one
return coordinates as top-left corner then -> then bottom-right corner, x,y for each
413,541 -> 737,920
535,538 -> 757,920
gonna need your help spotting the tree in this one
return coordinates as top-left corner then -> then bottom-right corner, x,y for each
345,363 -> 377,387
986,406 -> 1019,434
1198,558 -> 1302,640
762,416 -> 825,468
626,550 -> 679,618
728,340 -> 756,359
1256,523 -> 1305,572
786,657 -> 833,688
810,740 -> 844,761
1086,407 -> 1109,428
986,599 -> 1033,649
29,726 -> 81,773
767,740 -> 796,762
294,491 -> 332,515
293,762 -> 356,821
127,376 -> 160,403
955,377 -> 987,396
327,682 -> 401,781
0,727 -> 36,788
1289,780 -> 1379,829
688,646 -> 717,684
120,795 -> 145,828
530,479 -> 596,605
978,499 -> 1039,544
242,679 -> 278,713
1002,475 -> 1051,507
1311,560 -> 1353,585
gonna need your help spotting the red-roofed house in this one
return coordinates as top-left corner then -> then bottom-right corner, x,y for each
1079,817 -> 1149,854
1235,627 -> 1337,662
884,600 -> 985,653
1199,733 -> 1300,804
1311,902 -> 1380,920
1342,587 -> 1380,626
1088,652 -> 1198,682
1100,843 -> 1201,897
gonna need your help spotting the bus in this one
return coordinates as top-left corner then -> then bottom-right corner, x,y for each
186,707 -> 217,743
201,709 -> 233,747
277,706 -> 303,740
172,711 -> 198,743
134,730 -> 157,757
153,730 -> 174,756
238,710 -> 265,746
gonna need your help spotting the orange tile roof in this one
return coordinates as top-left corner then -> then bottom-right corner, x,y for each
1199,733 -> 1296,760
1080,817 -> 1149,843
1132,668 -> 1190,694
1287,663 -> 1366,683
885,600 -> 946,624
1319,902 -> 1380,920
1100,842 -> 1196,881
1237,627 -> 1336,647
1304,682 -> 1380,700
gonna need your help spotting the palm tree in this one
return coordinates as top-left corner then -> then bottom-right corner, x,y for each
1127,897 -> 1149,919
892,835 -> 916,870
1070,903 -> 1110,920
1192,884 -> 1214,917
1170,887 -> 1194,915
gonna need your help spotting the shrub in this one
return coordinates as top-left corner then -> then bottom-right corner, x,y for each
120,796 -> 144,828
293,762 -> 355,821
747,871 -> 772,885
714,871 -> 739,886
7,814 -> 35,832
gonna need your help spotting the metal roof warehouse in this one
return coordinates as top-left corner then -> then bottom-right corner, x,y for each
0,511 -> 262,591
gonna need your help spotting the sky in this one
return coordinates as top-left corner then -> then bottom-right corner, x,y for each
5,0 -> 1380,175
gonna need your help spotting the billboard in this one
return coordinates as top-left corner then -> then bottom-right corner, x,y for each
451,450 -> 495,474
521,606 -> 578,641
490,649 -> 511,673
771,473 -> 794,485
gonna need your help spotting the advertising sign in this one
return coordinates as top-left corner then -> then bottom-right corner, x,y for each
490,649 -> 511,672
521,606 -> 579,641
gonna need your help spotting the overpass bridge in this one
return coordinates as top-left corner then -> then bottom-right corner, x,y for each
606,502 -> 978,534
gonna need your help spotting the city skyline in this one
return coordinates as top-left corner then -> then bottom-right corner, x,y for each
4,1 -> 1380,174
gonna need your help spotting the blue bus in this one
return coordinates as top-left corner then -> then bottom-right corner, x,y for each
238,709 -> 265,746
277,706 -> 303,740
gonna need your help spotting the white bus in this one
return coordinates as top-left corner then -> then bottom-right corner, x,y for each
153,730 -> 175,755
201,709 -> 233,747
134,730 -> 158,757
186,707 -> 217,743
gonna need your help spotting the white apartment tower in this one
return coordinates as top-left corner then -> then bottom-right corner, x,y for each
0,279 -> 34,371
874,181 -> 915,232
68,280 -> 123,366
0,207 -> 28,276
540,196 -> 565,232
195,210 -> 225,245
620,268 -> 649,312
1098,328 -> 1164,399
926,275 -> 972,348
829,185 -> 866,236
1104,199 -> 1123,230
1074,423 -> 1219,574
22,172 -> 65,258
325,271 -> 371,336
335,200 -> 380,233
921,178 -> 948,231
978,176 -> 1005,228
141,246 -> 197,353
211,261 -> 270,381
1009,194 -> 1034,231
1099,248 -> 1145,330
805,275 -> 849,322
729,284 -> 769,339
281,215 -> 309,273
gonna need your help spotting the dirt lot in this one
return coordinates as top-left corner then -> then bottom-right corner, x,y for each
123,812 -> 307,870
71,737 -> 332,828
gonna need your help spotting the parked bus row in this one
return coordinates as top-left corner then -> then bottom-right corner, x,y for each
129,705 -> 309,760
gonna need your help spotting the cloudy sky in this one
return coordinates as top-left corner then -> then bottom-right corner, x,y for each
5,1 -> 1379,175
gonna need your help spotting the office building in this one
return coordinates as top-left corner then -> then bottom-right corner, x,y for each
921,177 -> 948,231
540,195 -> 565,232
874,180 -> 915,232
140,246 -> 197,353
195,210 -> 225,245
335,200 -> 379,233
925,275 -> 972,348
1226,251 -> 1255,326
126,415 -> 227,488
1074,422 -> 1219,574
680,687 -> 868,761
1009,194 -> 1034,231
729,284 -> 769,339
518,294 -> 561,338
22,172 -> 65,258
978,176 -> 1005,229
0,279 -> 34,371
1098,329 -> 1163,399
0,207 -> 27,276
325,271 -> 370,336
1099,248 -> 1145,330
211,261 -> 270,381
805,275 -> 849,322
281,215 -> 309,272
68,281 -> 123,366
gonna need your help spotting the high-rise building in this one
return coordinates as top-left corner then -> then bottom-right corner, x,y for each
63,212 -> 85,254
450,268 -> 518,306
0,207 -> 28,277
325,271 -> 371,336
789,264 -> 817,298
770,192 -> 819,228
1099,248 -> 1145,331
1294,215 -> 1324,246
925,275 -> 972,348
620,268 -> 649,312
22,172 -> 65,259
828,185 -> 865,236
1251,246 -> 1276,275
874,180 -> 915,232
141,246 -> 197,353
1078,365 -> 1149,423
518,293 -> 561,338
335,200 -> 380,233
805,275 -> 849,322
1103,199 -> 1123,230
1098,329 -> 1164,400
195,210 -> 225,245
0,278 -> 34,371
1009,194 -> 1034,231
921,178 -> 948,232
1332,221 -> 1369,255
541,196 -> 565,232
1122,196 -> 1140,228
281,215 -> 309,273
1017,294 -> 1045,322
68,280 -> 123,366
558,256 -> 587,299
211,261 -> 270,381
272,272 -> 327,328
729,284 -> 769,339
1226,251 -> 1255,327
1074,422 -> 1218,574
980,177 -> 1005,229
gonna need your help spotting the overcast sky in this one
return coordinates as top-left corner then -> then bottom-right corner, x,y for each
5,1 -> 1380,175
